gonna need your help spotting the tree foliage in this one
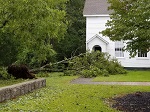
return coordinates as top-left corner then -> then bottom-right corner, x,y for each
102,0 -> 150,56
53,0 -> 86,61
0,0 -> 68,67
0,32 -> 19,66
65,51 -> 127,78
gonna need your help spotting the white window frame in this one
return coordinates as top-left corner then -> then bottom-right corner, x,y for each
115,41 -> 124,57
138,50 -> 147,57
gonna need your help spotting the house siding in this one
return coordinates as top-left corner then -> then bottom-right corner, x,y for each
86,16 -> 115,57
86,16 -> 109,41
85,16 -> 150,68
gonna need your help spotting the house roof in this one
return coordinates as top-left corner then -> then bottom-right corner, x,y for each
83,0 -> 112,16
87,34 -> 109,44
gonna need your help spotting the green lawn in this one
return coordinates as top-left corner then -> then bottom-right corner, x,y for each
0,79 -> 26,87
0,72 -> 150,112
93,71 -> 150,82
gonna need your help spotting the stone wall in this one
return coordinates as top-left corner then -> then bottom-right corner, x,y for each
0,78 -> 46,103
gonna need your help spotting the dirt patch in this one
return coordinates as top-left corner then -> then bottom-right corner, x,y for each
111,92 -> 150,112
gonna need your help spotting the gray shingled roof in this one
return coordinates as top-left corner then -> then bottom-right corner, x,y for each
83,0 -> 112,15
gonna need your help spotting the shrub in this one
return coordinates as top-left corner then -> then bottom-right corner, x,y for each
0,67 -> 12,79
106,59 -> 126,75
65,51 -> 127,77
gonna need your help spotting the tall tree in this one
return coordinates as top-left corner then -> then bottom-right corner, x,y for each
0,0 -> 68,67
102,0 -> 150,56
0,32 -> 19,66
53,0 -> 86,61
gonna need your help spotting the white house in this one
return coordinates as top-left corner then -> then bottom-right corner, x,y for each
83,0 -> 150,68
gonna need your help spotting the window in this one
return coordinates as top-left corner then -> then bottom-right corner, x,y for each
138,50 -> 147,57
115,41 -> 124,57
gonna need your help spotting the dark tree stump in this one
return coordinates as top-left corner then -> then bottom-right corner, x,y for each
7,65 -> 36,79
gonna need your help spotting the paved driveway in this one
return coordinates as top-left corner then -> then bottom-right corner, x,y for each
71,78 -> 150,86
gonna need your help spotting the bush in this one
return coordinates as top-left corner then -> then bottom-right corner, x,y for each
107,59 -> 127,75
0,67 -> 12,79
65,51 -> 127,77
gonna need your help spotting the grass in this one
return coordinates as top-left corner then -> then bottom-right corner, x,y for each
0,72 -> 150,112
0,79 -> 26,87
93,70 -> 150,82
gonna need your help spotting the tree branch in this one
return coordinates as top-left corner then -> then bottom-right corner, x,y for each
29,53 -> 86,73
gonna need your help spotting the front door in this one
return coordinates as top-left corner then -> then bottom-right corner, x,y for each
93,45 -> 102,52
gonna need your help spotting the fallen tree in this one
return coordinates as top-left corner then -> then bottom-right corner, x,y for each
64,51 -> 127,77
29,53 -> 86,73
29,51 -> 127,78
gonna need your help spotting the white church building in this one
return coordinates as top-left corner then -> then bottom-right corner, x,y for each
83,0 -> 150,68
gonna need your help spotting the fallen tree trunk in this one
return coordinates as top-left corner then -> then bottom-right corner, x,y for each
29,68 -> 64,73
29,53 -> 86,73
